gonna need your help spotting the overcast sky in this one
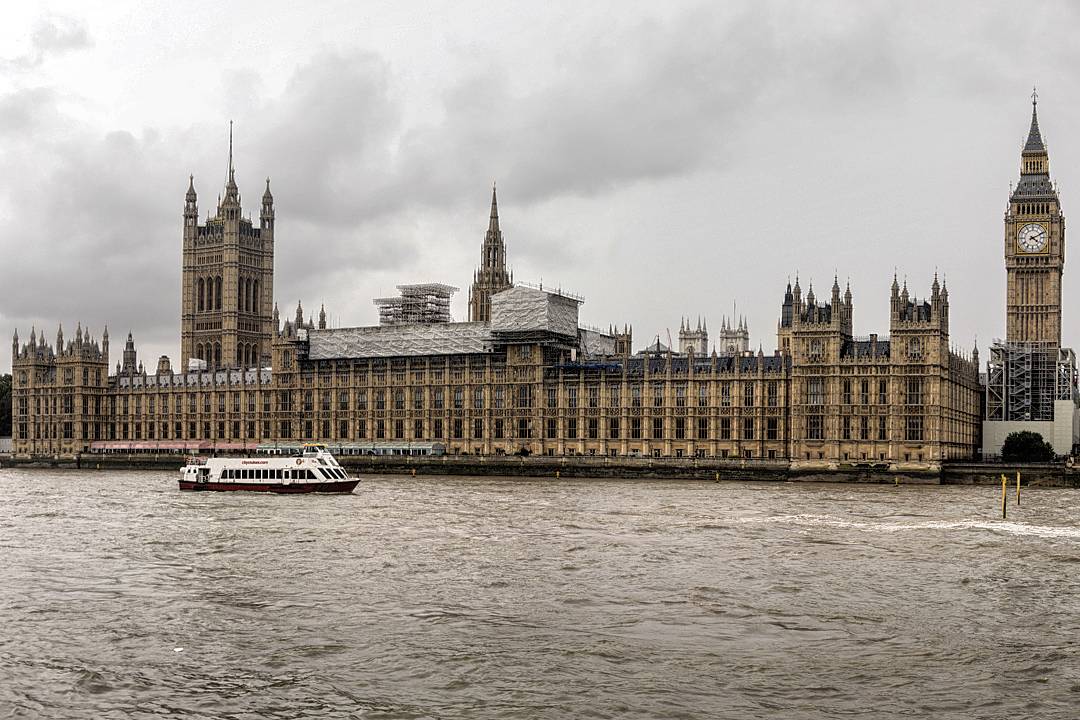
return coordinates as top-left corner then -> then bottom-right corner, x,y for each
4,1 -> 1080,367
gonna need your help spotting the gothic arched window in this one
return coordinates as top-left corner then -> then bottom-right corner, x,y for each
197,278 -> 205,313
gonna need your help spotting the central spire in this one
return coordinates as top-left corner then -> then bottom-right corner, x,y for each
488,182 -> 499,234
222,120 -> 239,206
468,182 -> 512,322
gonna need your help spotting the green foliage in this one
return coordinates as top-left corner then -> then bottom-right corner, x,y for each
0,373 -> 10,438
1001,430 -> 1054,462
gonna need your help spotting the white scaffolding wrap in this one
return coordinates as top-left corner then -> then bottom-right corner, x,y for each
490,285 -> 580,338
308,323 -> 494,359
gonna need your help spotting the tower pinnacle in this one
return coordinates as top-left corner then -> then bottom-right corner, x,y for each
1023,88 -> 1045,155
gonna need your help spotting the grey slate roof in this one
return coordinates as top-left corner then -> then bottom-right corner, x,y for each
1024,106 -> 1045,153
842,339 -> 891,359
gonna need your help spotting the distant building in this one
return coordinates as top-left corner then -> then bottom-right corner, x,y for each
678,318 -> 708,355
714,316 -> 749,356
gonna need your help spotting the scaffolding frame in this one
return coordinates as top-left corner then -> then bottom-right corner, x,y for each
986,340 -> 1076,421
374,283 -> 458,325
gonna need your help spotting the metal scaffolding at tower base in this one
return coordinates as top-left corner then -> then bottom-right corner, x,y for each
374,283 -> 459,325
985,341 -> 1077,421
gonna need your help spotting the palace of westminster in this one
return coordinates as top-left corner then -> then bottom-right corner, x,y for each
11,97 -> 1080,466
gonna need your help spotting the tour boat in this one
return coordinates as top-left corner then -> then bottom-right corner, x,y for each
178,443 -> 360,493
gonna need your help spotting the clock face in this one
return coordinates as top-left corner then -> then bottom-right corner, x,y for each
1017,222 -> 1048,253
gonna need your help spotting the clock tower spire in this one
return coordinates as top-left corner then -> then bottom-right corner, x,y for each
1005,89 -> 1064,346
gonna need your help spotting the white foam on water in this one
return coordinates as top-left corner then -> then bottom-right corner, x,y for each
738,514 -> 1080,540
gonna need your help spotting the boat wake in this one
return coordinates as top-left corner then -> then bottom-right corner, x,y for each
737,514 -> 1080,540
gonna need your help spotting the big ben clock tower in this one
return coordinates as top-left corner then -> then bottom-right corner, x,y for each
1005,90 -> 1065,346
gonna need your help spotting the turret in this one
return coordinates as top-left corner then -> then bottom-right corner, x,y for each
295,300 -> 304,330
272,303 -> 280,334
56,324 -> 64,354
122,331 -> 137,374
12,328 -> 18,360
261,177 -> 274,229
102,326 -> 109,359
184,175 -> 198,228
318,304 -> 327,330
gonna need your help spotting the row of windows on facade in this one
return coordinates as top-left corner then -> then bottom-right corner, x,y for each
192,341 -> 260,368
18,377 -> 932,417
18,413 -> 930,445
1017,202 -> 1052,215
802,338 -> 929,360
15,368 -> 103,386
194,276 -> 262,314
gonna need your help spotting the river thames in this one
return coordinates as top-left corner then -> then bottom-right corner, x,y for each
1,469 -> 1078,719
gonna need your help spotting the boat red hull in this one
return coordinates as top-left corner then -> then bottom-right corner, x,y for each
178,479 -> 359,494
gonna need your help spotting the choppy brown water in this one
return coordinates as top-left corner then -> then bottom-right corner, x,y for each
1,469 -> 1079,719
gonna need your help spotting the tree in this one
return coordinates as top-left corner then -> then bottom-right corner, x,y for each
0,373 -> 10,438
1001,430 -> 1054,462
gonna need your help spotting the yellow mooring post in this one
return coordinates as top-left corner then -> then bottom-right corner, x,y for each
1016,470 -> 1021,506
1001,474 -> 1007,519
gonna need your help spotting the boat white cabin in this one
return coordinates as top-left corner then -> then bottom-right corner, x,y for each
179,443 -> 358,493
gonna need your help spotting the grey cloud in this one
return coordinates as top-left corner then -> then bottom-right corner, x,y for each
4,15 -> 92,70
3,1 -> 1072,366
